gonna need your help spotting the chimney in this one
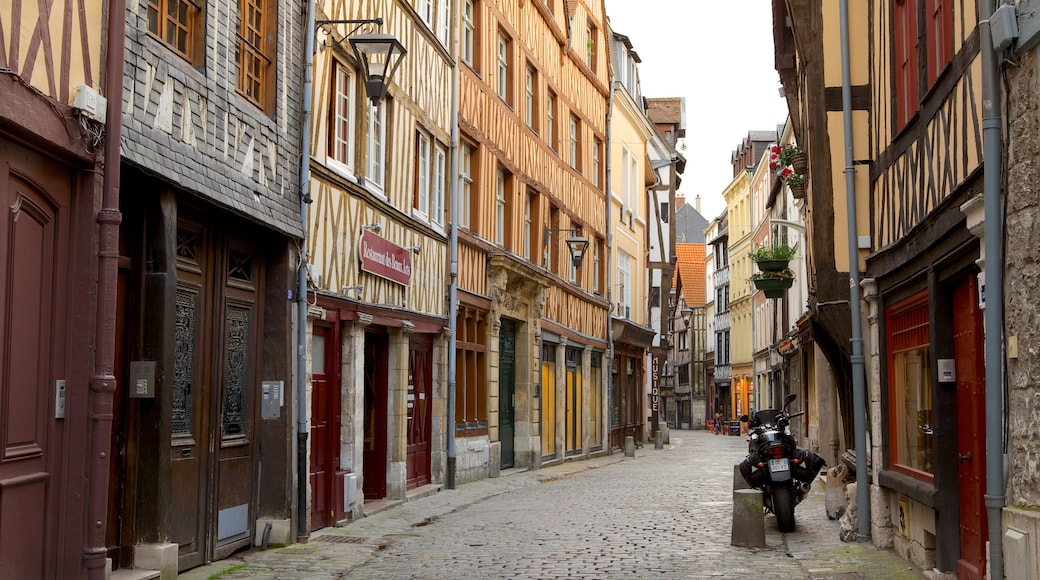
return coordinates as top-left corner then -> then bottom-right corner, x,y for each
695,194 -> 702,214
676,196 -> 685,209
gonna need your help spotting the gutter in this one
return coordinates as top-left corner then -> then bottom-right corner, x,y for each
447,1 -> 461,489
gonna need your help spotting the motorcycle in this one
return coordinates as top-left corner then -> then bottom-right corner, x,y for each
737,393 -> 825,532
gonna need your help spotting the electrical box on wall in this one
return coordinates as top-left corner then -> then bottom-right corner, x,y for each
261,380 -> 283,419
128,361 -> 157,398
938,359 -> 957,383
72,85 -> 107,124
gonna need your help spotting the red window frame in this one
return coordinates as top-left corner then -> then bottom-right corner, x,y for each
885,290 -> 934,484
926,0 -> 953,86
894,0 -> 919,130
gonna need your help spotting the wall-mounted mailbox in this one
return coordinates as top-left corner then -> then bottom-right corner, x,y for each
261,380 -> 283,419
128,361 -> 157,398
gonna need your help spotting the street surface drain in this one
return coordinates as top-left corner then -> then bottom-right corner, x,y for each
313,535 -> 368,544
277,546 -> 319,555
809,574 -> 865,580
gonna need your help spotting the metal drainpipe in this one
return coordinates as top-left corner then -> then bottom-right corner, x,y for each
446,2 -> 461,490
297,0 -> 318,543
85,0 -> 127,575
605,82 -> 614,450
838,0 -> 870,541
979,2 -> 1006,577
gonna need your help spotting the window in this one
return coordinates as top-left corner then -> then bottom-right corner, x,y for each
366,102 -> 387,188
547,206 -> 559,272
887,291 -> 933,480
414,131 -> 431,217
894,0 -> 919,130
678,330 -> 688,351
569,115 -> 581,172
927,0 -> 953,86
455,305 -> 488,433
592,138 -> 602,188
497,29 -> 512,102
568,224 -> 579,284
628,152 -> 638,222
462,0 -> 475,66
618,251 -> 632,318
418,0 -> 433,25
237,0 -> 275,111
495,165 -> 507,246
432,146 -> 447,227
661,202 -> 669,223
459,141 -> 475,229
437,0 -> 450,45
593,240 -> 601,294
329,65 -> 355,172
523,191 -> 532,260
547,90 -> 557,152
525,64 -> 538,129
147,0 -> 200,62
585,20 -> 597,70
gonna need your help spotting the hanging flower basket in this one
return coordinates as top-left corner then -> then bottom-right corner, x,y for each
752,276 -> 794,299
749,244 -> 796,273
790,151 -> 808,175
755,259 -> 790,272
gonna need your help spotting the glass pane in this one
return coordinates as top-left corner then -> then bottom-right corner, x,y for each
222,305 -> 251,438
311,334 -> 325,375
173,288 -> 197,436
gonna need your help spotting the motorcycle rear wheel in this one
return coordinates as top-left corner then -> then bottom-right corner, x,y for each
772,485 -> 796,532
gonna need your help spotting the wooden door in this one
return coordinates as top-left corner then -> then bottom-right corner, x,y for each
0,141 -> 70,579
954,275 -> 986,579
406,339 -> 432,489
541,343 -> 557,459
363,332 -> 388,499
498,320 -> 516,468
171,224 -> 261,568
310,324 -> 340,529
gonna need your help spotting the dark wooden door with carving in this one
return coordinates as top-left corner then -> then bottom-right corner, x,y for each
406,338 -> 433,489
0,139 -> 71,579
499,320 -> 516,469
172,221 -> 261,570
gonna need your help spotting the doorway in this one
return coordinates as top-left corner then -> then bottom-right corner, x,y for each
565,347 -> 582,455
953,275 -> 986,579
499,319 -> 516,468
310,324 -> 341,530
363,331 -> 389,500
406,338 -> 433,489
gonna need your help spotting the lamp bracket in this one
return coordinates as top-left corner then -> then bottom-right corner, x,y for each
316,18 -> 383,42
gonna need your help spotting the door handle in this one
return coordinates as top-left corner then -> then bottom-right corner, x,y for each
180,448 -> 192,457
958,452 -> 972,462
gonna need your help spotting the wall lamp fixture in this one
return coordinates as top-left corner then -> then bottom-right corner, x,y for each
361,223 -> 382,234
544,226 -> 590,268
342,284 -> 364,297
315,18 -> 407,105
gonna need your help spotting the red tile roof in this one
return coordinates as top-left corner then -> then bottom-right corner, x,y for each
674,243 -> 706,305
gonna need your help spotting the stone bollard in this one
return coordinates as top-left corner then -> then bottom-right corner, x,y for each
733,464 -> 750,490
731,489 -> 766,548
655,430 -> 663,449
624,435 -> 635,457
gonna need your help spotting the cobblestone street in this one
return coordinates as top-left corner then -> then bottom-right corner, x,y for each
184,431 -> 924,579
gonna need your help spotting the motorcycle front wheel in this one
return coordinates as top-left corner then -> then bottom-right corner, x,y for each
772,485 -> 796,532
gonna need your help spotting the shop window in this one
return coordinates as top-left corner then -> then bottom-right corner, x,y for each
886,290 -> 933,481
455,305 -> 488,434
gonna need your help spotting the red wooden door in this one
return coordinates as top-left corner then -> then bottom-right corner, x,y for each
310,324 -> 341,529
363,332 -> 388,499
406,341 -> 432,489
0,142 -> 70,579
954,275 -> 986,579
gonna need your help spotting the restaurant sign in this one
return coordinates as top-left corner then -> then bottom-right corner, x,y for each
359,231 -> 412,286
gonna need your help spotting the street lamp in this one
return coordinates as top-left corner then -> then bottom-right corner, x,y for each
544,226 -> 590,268
316,19 -> 407,105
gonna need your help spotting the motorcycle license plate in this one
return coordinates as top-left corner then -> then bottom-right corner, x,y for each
769,458 -> 790,473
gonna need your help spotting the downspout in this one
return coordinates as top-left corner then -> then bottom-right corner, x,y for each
979,2 -> 1005,577
297,0 -> 317,543
605,79 -> 614,452
447,1 -> 461,490
838,0 -> 870,541
85,0 -> 126,575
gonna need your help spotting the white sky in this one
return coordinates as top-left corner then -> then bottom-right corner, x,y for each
603,0 -> 789,221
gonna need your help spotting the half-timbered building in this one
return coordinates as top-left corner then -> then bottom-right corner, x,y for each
304,0 -> 454,525
0,1 -> 122,577
453,0 -> 610,480
774,0 -> 989,575
112,0 -> 305,574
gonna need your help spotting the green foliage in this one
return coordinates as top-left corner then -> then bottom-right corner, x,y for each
749,244 -> 796,262
749,268 -> 795,281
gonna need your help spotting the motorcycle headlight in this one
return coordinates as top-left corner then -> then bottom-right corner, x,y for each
751,433 -> 759,441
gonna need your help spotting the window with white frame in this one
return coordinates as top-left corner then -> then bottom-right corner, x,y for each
547,90 -> 557,152
418,0 -> 433,25
569,115 -> 580,171
627,151 -> 638,222
366,102 -> 387,188
432,146 -> 446,227
523,191 -> 532,260
497,29 -> 511,102
462,0 -> 475,66
593,241 -> 600,294
495,165 -> 507,246
415,131 -> 431,217
329,64 -> 355,172
617,250 -> 632,318
459,141 -> 474,229
592,138 -> 601,188
568,224 -> 579,283
525,64 -> 537,129
620,147 -> 631,218
437,0 -> 450,45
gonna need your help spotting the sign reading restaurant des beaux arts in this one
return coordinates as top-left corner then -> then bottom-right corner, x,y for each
359,230 -> 413,286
